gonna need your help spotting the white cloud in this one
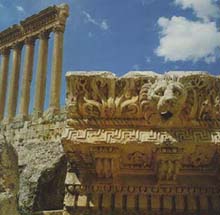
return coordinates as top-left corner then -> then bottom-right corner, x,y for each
0,3 -> 4,8
155,16 -> 220,63
16,5 -> 25,13
175,0 -> 220,21
82,11 -> 109,31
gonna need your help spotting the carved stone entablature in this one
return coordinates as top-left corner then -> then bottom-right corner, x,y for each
63,128 -> 220,144
0,4 -> 69,123
66,71 -> 220,128
63,71 -> 220,213
0,4 -> 69,49
63,134 -> 220,184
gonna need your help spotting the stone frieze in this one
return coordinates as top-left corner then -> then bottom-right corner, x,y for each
66,71 -> 220,127
62,128 -> 220,144
63,71 -> 220,213
0,4 -> 69,49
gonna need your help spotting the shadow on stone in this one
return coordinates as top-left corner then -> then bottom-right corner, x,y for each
33,155 -> 67,211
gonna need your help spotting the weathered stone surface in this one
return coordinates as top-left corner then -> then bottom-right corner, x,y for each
66,71 -> 220,127
33,155 -> 67,211
0,116 -> 66,214
0,4 -> 69,215
5,121 -> 66,214
63,71 -> 220,214
1,3 -> 220,215
0,135 -> 20,215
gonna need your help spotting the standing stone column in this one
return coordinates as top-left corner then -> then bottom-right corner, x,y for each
49,26 -> 65,113
34,31 -> 50,118
0,48 -> 10,121
49,4 -> 69,114
19,37 -> 35,120
7,43 -> 23,121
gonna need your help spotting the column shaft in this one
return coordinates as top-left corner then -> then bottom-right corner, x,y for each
49,28 -> 64,111
7,44 -> 23,120
0,49 -> 10,120
19,38 -> 35,119
34,32 -> 49,118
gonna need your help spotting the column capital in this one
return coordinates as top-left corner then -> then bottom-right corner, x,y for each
38,31 -> 50,40
0,47 -> 10,56
53,25 -> 65,33
24,36 -> 36,46
12,42 -> 23,50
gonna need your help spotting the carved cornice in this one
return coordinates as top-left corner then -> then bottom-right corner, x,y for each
66,71 -> 220,128
0,4 -> 69,50
53,25 -> 65,33
63,71 -> 220,213
24,36 -> 36,45
57,4 -> 69,25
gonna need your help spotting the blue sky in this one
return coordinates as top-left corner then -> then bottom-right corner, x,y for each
0,0 -> 220,110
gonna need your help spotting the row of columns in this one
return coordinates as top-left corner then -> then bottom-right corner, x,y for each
0,27 -> 65,121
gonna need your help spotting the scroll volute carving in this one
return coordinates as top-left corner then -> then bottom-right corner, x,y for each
81,77 -> 116,118
115,77 -> 153,118
66,72 -> 220,127
179,75 -> 220,121
67,75 -> 146,119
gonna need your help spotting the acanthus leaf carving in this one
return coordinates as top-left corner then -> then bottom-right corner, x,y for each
66,72 -> 220,127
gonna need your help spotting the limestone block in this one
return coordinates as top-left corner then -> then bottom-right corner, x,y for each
0,135 -> 20,215
66,71 -> 220,127
17,140 -> 66,213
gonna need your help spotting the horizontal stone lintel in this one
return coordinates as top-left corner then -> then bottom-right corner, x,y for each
0,4 -> 69,49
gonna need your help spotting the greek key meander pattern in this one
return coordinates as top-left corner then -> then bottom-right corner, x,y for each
63,128 -> 220,144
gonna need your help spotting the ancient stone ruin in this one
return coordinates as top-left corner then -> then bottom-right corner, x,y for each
0,4 -> 69,215
0,135 -> 20,215
0,4 -> 220,215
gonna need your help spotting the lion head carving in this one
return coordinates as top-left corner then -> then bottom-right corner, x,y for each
140,78 -> 187,121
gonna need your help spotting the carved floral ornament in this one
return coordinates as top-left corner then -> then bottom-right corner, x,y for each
66,71 -> 220,127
